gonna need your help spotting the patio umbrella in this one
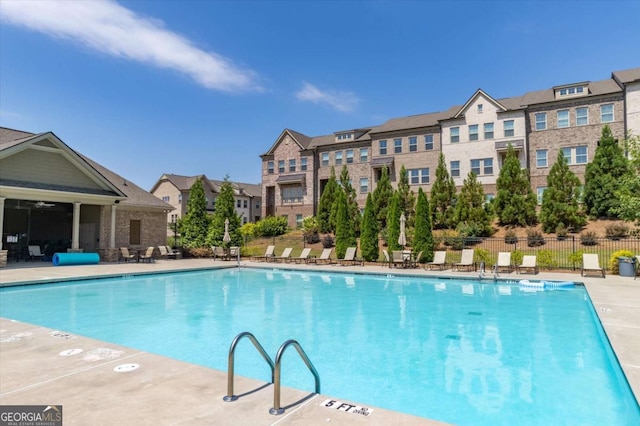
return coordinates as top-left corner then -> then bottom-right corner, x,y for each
223,218 -> 231,244
398,213 -> 406,248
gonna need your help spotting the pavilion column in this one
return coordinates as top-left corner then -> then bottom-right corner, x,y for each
0,197 -> 5,250
110,204 -> 117,248
72,202 -> 81,249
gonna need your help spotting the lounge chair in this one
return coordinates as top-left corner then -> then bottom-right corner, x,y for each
139,246 -> 155,263
426,251 -> 447,270
310,248 -> 333,264
251,245 -> 275,262
408,251 -> 423,269
227,246 -> 240,261
28,245 -> 45,261
120,247 -> 136,263
291,248 -> 312,263
382,250 -> 390,267
391,250 -> 407,268
211,246 -> 224,261
158,245 -> 177,260
581,254 -> 605,278
495,252 -> 513,275
454,249 -> 475,271
517,255 -> 538,274
271,247 -> 293,263
165,246 -> 179,257
338,247 -> 362,266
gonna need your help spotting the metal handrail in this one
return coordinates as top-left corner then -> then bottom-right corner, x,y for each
269,339 -> 320,415
223,332 -> 275,402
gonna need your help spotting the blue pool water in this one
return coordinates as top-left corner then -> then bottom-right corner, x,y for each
1,268 -> 638,425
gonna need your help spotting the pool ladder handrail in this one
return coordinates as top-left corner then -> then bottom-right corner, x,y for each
269,339 -> 321,415
223,331 -> 275,402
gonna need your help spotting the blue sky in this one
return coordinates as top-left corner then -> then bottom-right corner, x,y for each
1,0 -> 639,191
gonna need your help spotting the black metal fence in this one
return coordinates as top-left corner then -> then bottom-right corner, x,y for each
436,236 -> 640,271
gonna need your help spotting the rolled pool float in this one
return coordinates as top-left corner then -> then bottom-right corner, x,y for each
52,252 -> 100,266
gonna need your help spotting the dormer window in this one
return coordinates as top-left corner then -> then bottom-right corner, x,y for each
555,84 -> 587,99
336,132 -> 353,141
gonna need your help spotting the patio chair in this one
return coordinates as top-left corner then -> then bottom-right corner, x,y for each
426,251 -> 447,270
581,254 -> 605,278
158,245 -> 177,260
28,245 -> 45,261
310,248 -> 333,264
227,246 -> 240,261
291,248 -> 312,263
337,247 -> 362,266
495,252 -> 513,275
408,251 -> 423,269
391,250 -> 407,268
165,246 -> 179,257
454,249 -> 475,272
382,250 -> 390,267
210,246 -> 224,261
271,247 -> 293,263
120,247 -> 136,263
517,255 -> 538,275
251,245 -> 275,262
139,246 -> 155,263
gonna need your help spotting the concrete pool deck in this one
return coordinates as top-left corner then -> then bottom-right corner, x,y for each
1,259 -> 639,425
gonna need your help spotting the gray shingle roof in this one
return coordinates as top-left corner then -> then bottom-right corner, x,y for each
521,78 -> 622,106
612,67 -> 640,84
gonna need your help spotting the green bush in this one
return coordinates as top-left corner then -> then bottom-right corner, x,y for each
537,249 -> 558,270
527,228 -> 545,247
474,248 -> 493,267
568,250 -> 585,268
511,249 -> 524,267
580,231 -> 598,246
608,249 -> 635,275
254,216 -> 288,237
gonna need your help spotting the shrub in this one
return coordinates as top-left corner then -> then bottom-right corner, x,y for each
182,247 -> 210,258
254,216 -> 288,237
555,223 -> 568,240
322,234 -> 335,248
605,223 -> 628,240
511,249 -> 524,267
568,250 -> 585,269
504,230 -> 518,244
631,227 -> 640,238
474,248 -> 493,268
608,249 -> 635,275
442,230 -> 464,250
580,231 -> 598,246
537,249 -> 558,270
526,228 -> 545,247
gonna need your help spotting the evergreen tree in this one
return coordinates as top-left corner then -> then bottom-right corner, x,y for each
453,171 -> 493,236
584,125 -> 631,218
494,144 -> 537,226
334,189 -> 356,259
372,165 -> 393,230
339,165 -> 361,235
317,167 -> 338,233
360,193 -> 379,262
540,151 -> 586,232
386,191 -> 402,252
397,165 -> 416,228
413,188 -> 434,263
180,177 -> 210,248
614,133 -> 640,225
430,152 -> 456,229
207,176 -> 242,247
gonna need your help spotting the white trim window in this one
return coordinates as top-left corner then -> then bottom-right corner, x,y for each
536,149 -> 548,168
346,149 -> 354,164
504,120 -> 514,137
267,161 -> 274,174
281,185 -> 303,204
450,160 -> 460,178
576,107 -> 589,126
424,134 -> 434,150
471,158 -> 493,176
162,196 -> 170,202
409,168 -> 429,184
535,113 -> 547,131
469,124 -> 479,141
296,214 -> 303,228
562,146 -> 588,165
359,178 -> 368,193
278,160 -> 285,173
321,152 -> 329,166
301,157 -> 308,171
601,104 -> 614,123
394,138 -> 402,153
450,127 -> 460,143
289,159 -> 296,172
557,110 -> 569,128
360,148 -> 368,163
537,187 -> 546,205
484,122 -> 494,140
409,136 -> 417,152
335,151 -> 343,165
379,140 -> 387,155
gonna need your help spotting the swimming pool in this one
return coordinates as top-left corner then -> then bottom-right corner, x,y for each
1,268 -> 638,425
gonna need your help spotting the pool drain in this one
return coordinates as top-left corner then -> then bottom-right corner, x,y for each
114,363 -> 140,372
59,348 -> 83,356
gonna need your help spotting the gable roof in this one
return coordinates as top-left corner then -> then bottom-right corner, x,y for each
612,67 -> 640,85
261,128 -> 313,156
521,78 -> 622,106
452,89 -> 508,118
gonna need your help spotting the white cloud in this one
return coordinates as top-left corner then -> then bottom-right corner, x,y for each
296,82 -> 359,113
0,0 -> 261,93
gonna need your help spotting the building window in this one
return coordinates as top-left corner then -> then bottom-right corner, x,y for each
471,158 -> 493,176
394,138 -> 402,153
360,148 -> 368,162
359,178 -> 368,193
278,160 -> 285,173
576,146 -> 588,164
161,196 -> 170,202
485,194 -> 494,204
243,217 -> 247,224
237,199 -> 241,208
243,200 -> 248,208
281,185 -> 303,203
335,151 -> 343,165
504,120 -> 514,137
535,113 -> 547,130
562,146 -> 588,165
450,161 -> 460,178
301,157 -> 308,171
267,161 -> 274,174
484,123 -> 494,140
469,125 -> 479,141
129,220 -> 141,245
450,127 -> 460,143
477,103 -> 483,114
537,187 -> 546,205
409,136 -> 417,152
346,149 -> 354,164
379,140 -> 387,155
178,194 -> 182,203
336,133 -> 352,141
289,159 -> 296,172
601,104 -> 614,123
296,214 -> 303,228
409,168 -> 430,184
536,149 -> 548,168
576,107 -> 588,126
557,110 -> 569,128
322,152 -> 329,166
424,134 -> 434,150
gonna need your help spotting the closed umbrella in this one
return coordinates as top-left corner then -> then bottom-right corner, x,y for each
223,218 -> 231,244
398,213 -> 406,248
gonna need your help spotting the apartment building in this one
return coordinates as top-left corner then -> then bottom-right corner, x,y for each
260,67 -> 640,228
150,174 -> 262,234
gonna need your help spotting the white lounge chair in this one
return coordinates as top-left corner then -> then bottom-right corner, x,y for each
158,245 -> 177,260
391,250 -> 406,268
517,255 -> 538,274
252,245 -> 275,262
495,252 -> 513,275
139,246 -> 155,263
120,247 -> 136,263
311,248 -> 333,264
382,250 -> 391,267
454,249 -> 475,271
338,247 -> 362,266
291,248 -> 312,263
271,247 -> 293,263
28,245 -> 45,261
426,251 -> 447,270
211,246 -> 224,261
581,254 -> 605,278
